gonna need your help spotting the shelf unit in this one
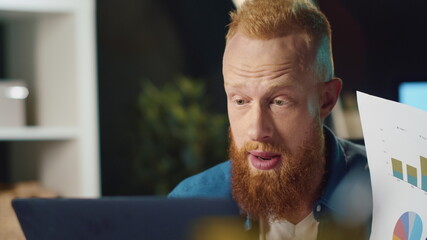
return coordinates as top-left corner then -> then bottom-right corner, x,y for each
0,0 -> 99,197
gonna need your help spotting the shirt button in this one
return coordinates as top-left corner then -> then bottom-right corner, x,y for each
316,204 -> 322,212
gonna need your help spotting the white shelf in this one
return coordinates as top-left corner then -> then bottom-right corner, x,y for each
0,126 -> 78,141
0,0 -> 100,197
0,0 -> 75,13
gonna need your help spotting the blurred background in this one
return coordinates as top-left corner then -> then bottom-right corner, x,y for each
97,0 -> 427,195
97,0 -> 234,196
0,0 -> 426,199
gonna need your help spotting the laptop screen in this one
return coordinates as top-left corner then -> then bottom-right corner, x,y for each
398,82 -> 427,111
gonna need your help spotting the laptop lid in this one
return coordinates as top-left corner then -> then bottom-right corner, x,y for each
12,197 -> 244,240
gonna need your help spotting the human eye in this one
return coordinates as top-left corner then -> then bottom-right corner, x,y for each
234,98 -> 247,105
272,98 -> 289,106
229,94 -> 249,106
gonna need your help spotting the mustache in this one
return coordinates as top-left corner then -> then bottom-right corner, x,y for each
233,140 -> 292,156
227,128 -> 292,155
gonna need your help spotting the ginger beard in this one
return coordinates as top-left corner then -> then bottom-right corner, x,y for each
230,122 -> 326,221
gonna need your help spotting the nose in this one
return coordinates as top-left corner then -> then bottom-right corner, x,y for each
247,104 -> 273,142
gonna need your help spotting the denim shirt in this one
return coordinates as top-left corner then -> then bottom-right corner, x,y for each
169,127 -> 372,239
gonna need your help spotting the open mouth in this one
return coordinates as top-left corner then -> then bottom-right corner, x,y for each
248,151 -> 281,170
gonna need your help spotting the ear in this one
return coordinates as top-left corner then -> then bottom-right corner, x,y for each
319,77 -> 342,119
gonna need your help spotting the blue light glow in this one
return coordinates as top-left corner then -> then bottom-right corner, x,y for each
399,82 -> 427,111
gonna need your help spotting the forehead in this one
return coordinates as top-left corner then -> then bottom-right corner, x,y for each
223,31 -> 314,87
224,31 -> 310,63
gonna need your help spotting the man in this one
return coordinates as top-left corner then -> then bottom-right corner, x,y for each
169,0 -> 372,239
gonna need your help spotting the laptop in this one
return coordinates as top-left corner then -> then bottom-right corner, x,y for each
12,197 -> 246,240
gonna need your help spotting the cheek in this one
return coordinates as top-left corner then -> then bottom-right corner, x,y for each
272,110 -> 317,151
229,125 -> 244,149
307,103 -> 318,117
227,110 -> 246,148
306,92 -> 321,117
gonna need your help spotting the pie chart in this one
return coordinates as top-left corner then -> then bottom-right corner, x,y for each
393,212 -> 423,240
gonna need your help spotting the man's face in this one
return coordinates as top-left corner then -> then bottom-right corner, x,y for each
223,31 -> 323,168
223,31 -> 327,220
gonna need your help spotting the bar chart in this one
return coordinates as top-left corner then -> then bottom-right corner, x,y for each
391,156 -> 427,191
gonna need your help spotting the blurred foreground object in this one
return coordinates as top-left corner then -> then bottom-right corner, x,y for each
232,0 -> 246,8
191,216 -> 258,240
13,197 -> 241,240
0,181 -> 57,240
134,76 -> 228,195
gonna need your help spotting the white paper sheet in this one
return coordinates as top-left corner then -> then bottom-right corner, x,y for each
357,91 -> 427,240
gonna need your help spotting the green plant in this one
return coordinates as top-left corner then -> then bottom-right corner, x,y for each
132,76 -> 229,195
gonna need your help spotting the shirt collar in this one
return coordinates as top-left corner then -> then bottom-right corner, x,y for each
312,126 -> 348,221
